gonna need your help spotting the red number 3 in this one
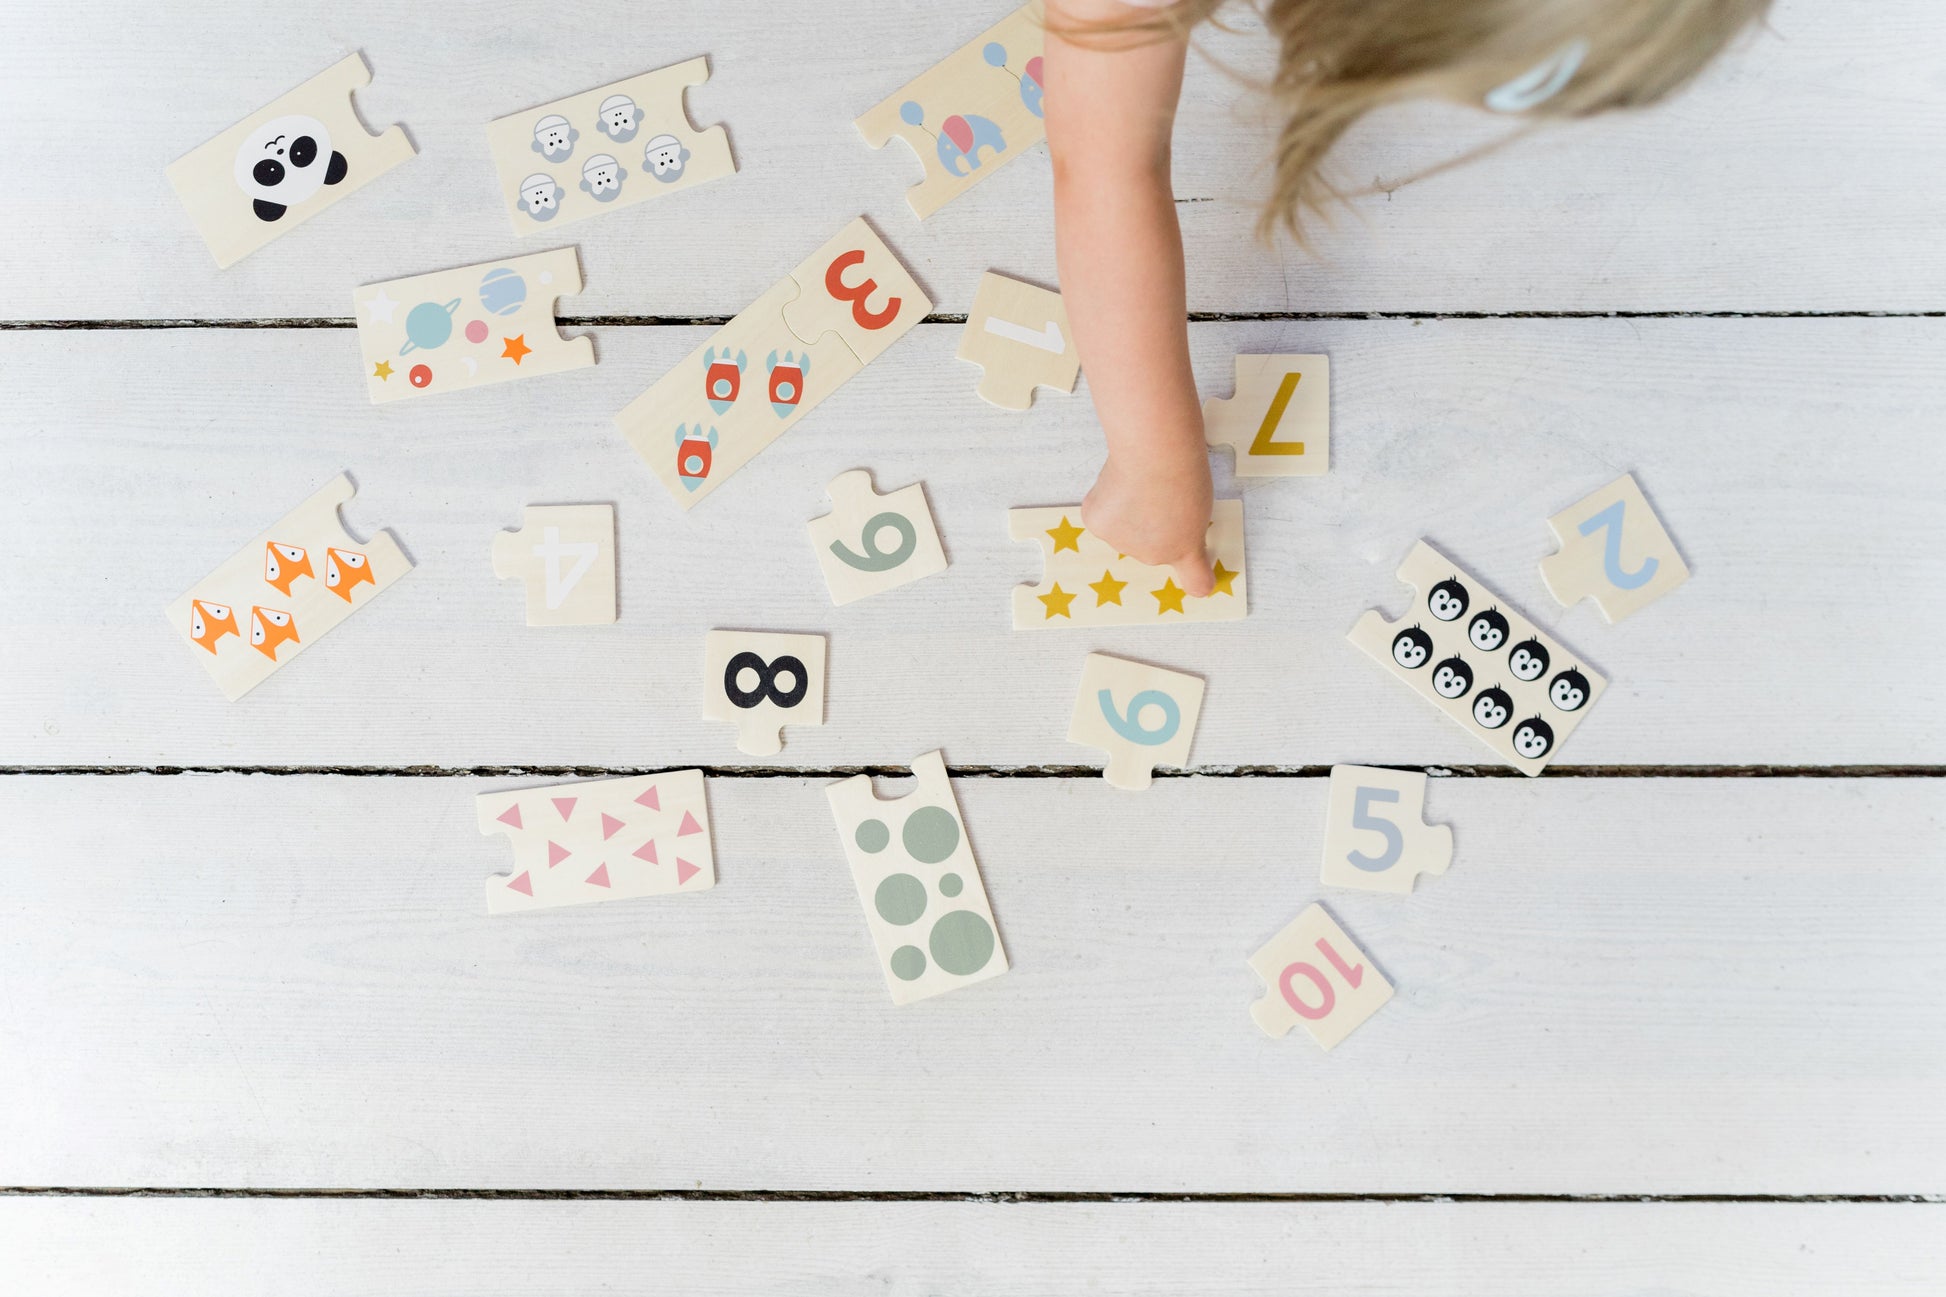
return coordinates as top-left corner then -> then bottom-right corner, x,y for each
824,250 -> 902,331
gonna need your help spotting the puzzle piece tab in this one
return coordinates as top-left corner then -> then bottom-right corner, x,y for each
1202,354 -> 1329,477
806,469 -> 947,606
956,272 -> 1077,410
704,630 -> 826,756
1247,902 -> 1393,1050
492,504 -> 615,626
1540,473 -> 1690,623
1067,653 -> 1204,790
478,770 -> 714,914
1320,766 -> 1453,894
1010,500 -> 1247,628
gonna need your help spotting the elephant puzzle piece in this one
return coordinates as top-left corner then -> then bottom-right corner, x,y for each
1009,499 -> 1247,628
1348,541 -> 1606,775
806,469 -> 947,605
1067,653 -> 1205,790
704,630 -> 826,756
164,473 -> 411,700
956,272 -> 1077,410
1202,354 -> 1329,477
827,751 -> 1008,1005
1539,473 -> 1690,623
487,56 -> 735,234
616,216 -> 930,510
1248,903 -> 1394,1050
478,770 -> 714,915
1320,766 -> 1453,894
855,3 -> 1046,219
492,504 -> 615,626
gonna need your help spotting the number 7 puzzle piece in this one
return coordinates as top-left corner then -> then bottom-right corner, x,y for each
704,630 -> 827,756
956,271 -> 1077,410
1539,473 -> 1690,623
1320,765 -> 1453,894
1202,354 -> 1329,477
492,504 -> 615,626
478,770 -> 714,915
806,469 -> 948,606
1247,902 -> 1393,1050
1067,653 -> 1205,790
1010,499 -> 1247,628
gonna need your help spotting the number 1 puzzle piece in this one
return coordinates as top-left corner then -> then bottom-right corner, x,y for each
806,469 -> 947,606
492,504 -> 615,626
1202,354 -> 1329,477
956,271 -> 1077,410
1539,473 -> 1690,623
704,630 -> 826,756
1010,499 -> 1247,628
478,770 -> 714,914
1247,902 -> 1393,1050
1067,653 -> 1205,790
1320,766 -> 1453,894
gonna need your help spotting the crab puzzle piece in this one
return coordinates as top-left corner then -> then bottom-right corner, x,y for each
956,271 -> 1077,410
167,53 -> 415,269
1202,354 -> 1329,477
1320,766 -> 1453,894
492,504 -> 615,626
1247,902 -> 1393,1050
1067,653 -> 1204,790
856,3 -> 1046,219
1540,473 -> 1690,623
806,469 -> 947,606
827,750 -> 1008,1005
478,770 -> 714,914
1010,499 -> 1247,628
164,474 -> 411,700
704,630 -> 826,756
1348,541 -> 1606,775
487,56 -> 735,235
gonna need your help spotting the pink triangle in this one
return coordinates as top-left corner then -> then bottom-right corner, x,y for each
553,797 -> 577,821
678,810 -> 703,837
547,840 -> 571,868
634,785 -> 660,811
508,872 -> 533,896
585,863 -> 611,888
632,839 -> 659,864
496,804 -> 523,829
601,812 -> 626,840
675,858 -> 700,885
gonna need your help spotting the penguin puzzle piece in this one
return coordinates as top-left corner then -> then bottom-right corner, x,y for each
487,57 -> 735,235
1348,541 -> 1606,775
827,751 -> 1008,1005
1320,766 -> 1453,894
1247,902 -> 1393,1051
1067,653 -> 1205,790
167,53 -> 415,269
806,469 -> 948,606
478,770 -> 714,915
356,248 -> 593,402
956,272 -> 1077,410
704,630 -> 826,756
1540,473 -> 1690,623
1202,354 -> 1329,477
492,504 -> 615,626
164,474 -> 411,701
855,3 -> 1047,219
1010,500 -> 1247,628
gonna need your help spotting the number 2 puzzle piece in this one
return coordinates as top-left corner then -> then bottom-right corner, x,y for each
1247,902 -> 1393,1050
478,770 -> 714,915
1067,653 -> 1205,790
1539,473 -> 1690,623
491,504 -> 615,626
955,271 -> 1077,410
704,630 -> 826,756
806,470 -> 947,606
167,53 -> 415,269
1202,354 -> 1328,477
1320,766 -> 1453,894
1009,499 -> 1247,628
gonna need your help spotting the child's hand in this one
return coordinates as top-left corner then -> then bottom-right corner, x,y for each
1082,448 -> 1215,597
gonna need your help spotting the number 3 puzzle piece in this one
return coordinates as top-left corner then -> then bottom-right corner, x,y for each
491,504 -> 615,626
1202,354 -> 1329,477
703,630 -> 827,756
806,470 -> 948,606
956,271 -> 1077,410
1539,473 -> 1690,623
780,217 -> 931,365
1067,653 -> 1204,790
1320,766 -> 1453,894
1247,902 -> 1393,1051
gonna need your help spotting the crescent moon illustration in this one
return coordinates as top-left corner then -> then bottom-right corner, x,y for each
463,357 -> 478,375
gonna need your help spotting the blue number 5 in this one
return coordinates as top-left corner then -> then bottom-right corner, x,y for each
1348,787 -> 1404,871
1579,500 -> 1659,590
1099,689 -> 1180,746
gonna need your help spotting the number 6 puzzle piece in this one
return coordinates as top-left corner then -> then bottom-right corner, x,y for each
806,469 -> 948,605
1320,766 -> 1453,894
956,271 -> 1077,410
1202,354 -> 1329,477
1247,902 -> 1393,1050
492,504 -> 615,626
478,770 -> 714,915
1067,653 -> 1204,790
1540,473 -> 1690,623
1010,499 -> 1247,628
704,630 -> 826,756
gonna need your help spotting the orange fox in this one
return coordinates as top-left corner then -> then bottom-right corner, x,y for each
263,542 -> 313,596
324,547 -> 375,602
249,606 -> 300,659
189,599 -> 238,654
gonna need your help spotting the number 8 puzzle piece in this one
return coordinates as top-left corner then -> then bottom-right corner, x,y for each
806,470 -> 947,606
1247,902 -> 1393,1051
1202,354 -> 1328,477
1067,653 -> 1205,790
703,630 -> 827,756
1320,765 -> 1452,894
1539,473 -> 1689,623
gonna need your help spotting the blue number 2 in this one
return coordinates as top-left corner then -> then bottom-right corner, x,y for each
1099,689 -> 1180,746
1579,500 -> 1659,591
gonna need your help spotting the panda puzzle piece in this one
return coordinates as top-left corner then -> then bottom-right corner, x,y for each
1539,473 -> 1690,623
1009,500 -> 1247,628
167,53 -> 415,269
956,272 -> 1078,410
164,474 -> 412,701
492,504 -> 615,627
355,248 -> 593,403
703,630 -> 826,757
1348,541 -> 1606,775
487,57 -> 735,233
1247,902 -> 1393,1051
478,770 -> 714,915
1067,653 -> 1205,790
806,470 -> 948,606
1202,354 -> 1330,477
855,3 -> 1046,219
1320,765 -> 1453,894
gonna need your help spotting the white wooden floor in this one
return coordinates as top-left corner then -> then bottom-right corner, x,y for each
2,2 -> 1943,1293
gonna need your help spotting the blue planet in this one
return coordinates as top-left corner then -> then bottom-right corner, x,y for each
479,267 -> 528,317
398,298 -> 460,354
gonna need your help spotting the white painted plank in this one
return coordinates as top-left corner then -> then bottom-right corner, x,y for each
3,0 -> 1942,317
1,774 -> 1939,1192
3,318 -> 1941,768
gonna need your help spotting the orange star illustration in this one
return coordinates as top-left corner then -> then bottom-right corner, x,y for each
1038,583 -> 1076,619
1046,516 -> 1084,553
1151,578 -> 1187,615
1211,561 -> 1238,596
501,334 -> 532,364
1089,569 -> 1126,606
372,360 -> 393,380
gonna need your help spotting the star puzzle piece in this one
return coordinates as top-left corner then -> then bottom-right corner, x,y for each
704,630 -> 826,756
491,504 -> 615,626
1348,540 -> 1606,775
855,3 -> 1046,219
806,469 -> 947,606
478,770 -> 714,915
1202,353 -> 1329,477
956,271 -> 1077,410
1247,902 -> 1393,1051
827,750 -> 1008,1005
1539,473 -> 1690,623
167,52 -> 415,269
1067,653 -> 1204,790
1009,500 -> 1247,628
164,473 -> 411,701
1320,765 -> 1453,894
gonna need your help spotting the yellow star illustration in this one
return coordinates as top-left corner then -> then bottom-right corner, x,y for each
1211,561 -> 1238,596
1038,583 -> 1076,619
1152,578 -> 1187,615
1046,516 -> 1084,553
372,360 -> 393,380
1089,569 -> 1126,606
502,334 -> 532,364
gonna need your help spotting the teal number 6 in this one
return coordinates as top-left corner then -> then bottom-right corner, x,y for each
1579,500 -> 1659,591
830,510 -> 917,572
1348,787 -> 1404,871
1099,689 -> 1180,746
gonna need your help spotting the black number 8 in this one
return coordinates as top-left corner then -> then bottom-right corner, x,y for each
724,651 -> 808,710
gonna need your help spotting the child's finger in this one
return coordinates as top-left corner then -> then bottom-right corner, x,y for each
1174,548 -> 1216,598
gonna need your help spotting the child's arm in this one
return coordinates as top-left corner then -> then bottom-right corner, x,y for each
1045,0 -> 1213,596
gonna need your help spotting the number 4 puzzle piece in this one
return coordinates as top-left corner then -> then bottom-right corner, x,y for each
806,470 -> 947,606
956,272 -> 1077,410
1247,902 -> 1394,1050
704,630 -> 827,756
1067,653 -> 1204,790
1320,766 -> 1453,894
491,504 -> 615,626
1202,354 -> 1329,477
1539,473 -> 1690,623
477,770 -> 715,915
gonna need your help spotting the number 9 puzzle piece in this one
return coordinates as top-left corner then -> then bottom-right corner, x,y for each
1202,354 -> 1329,477
491,504 -> 615,626
806,470 -> 947,606
1540,473 -> 1690,623
956,272 -> 1077,410
1320,765 -> 1452,894
1067,653 -> 1204,790
1247,902 -> 1393,1051
703,630 -> 826,756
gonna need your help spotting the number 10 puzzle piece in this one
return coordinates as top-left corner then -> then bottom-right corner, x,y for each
1321,765 -> 1452,894
806,470 -> 947,605
1010,500 -> 1247,627
1247,902 -> 1393,1050
478,771 -> 714,914
1067,653 -> 1205,790
1202,354 -> 1329,477
1540,473 -> 1690,623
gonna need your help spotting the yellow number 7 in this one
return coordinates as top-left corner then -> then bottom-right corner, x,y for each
1248,372 -> 1307,457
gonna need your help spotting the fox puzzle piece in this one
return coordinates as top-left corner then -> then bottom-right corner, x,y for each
164,474 -> 411,700
1202,354 -> 1329,477
704,630 -> 826,756
1349,541 -> 1606,775
1321,766 -> 1453,894
492,504 -> 615,626
956,271 -> 1077,410
487,57 -> 735,234
807,469 -> 947,605
856,3 -> 1046,219
1540,473 -> 1690,623
1010,500 -> 1247,627
1067,653 -> 1205,790
1248,903 -> 1393,1050
167,53 -> 415,269
478,770 -> 714,914
827,750 -> 1008,1005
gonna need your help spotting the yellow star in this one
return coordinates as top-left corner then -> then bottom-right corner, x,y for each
502,334 -> 532,364
1089,569 -> 1126,606
1046,516 -> 1084,553
1038,583 -> 1076,619
1152,578 -> 1187,615
372,360 -> 393,380
1211,561 -> 1238,596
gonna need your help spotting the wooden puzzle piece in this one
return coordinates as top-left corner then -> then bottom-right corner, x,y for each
827,751 -> 1008,1005
491,504 -> 615,626
478,770 -> 714,915
806,469 -> 947,606
1009,500 -> 1247,628
1202,354 -> 1329,477
855,3 -> 1046,219
704,630 -> 826,756
1067,654 -> 1204,790
955,271 -> 1077,410
1348,541 -> 1606,775
163,474 -> 411,701
1540,473 -> 1690,623
1247,902 -> 1393,1050
1320,766 -> 1453,894
487,56 -> 735,235
779,217 -> 932,366
167,53 -> 415,269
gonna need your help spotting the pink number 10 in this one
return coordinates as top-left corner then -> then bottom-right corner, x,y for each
1277,937 -> 1365,1020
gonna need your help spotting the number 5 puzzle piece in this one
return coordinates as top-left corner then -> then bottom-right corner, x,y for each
478,770 -> 714,914
1067,653 -> 1205,790
1010,499 -> 1247,628
1320,766 -> 1453,894
1539,473 -> 1690,623
956,271 -> 1077,410
703,630 -> 827,756
1247,902 -> 1393,1051
492,504 -> 615,626
1202,354 -> 1329,477
806,469 -> 948,606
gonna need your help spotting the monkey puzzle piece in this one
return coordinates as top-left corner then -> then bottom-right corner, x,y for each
704,630 -> 826,757
487,56 -> 735,234
478,770 -> 714,915
855,3 -> 1046,219
617,216 -> 930,510
1202,354 -> 1329,477
491,504 -> 615,626
167,53 -> 415,269
1348,541 -> 1606,776
1009,499 -> 1247,628
164,473 -> 411,701
1247,902 -> 1393,1051
1320,765 -> 1453,894
1539,473 -> 1690,624
828,750 -> 1008,1005
806,469 -> 948,606
1067,653 -> 1204,791
955,271 -> 1077,410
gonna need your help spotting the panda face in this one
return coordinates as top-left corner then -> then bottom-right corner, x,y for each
1431,656 -> 1474,699
1391,626 -> 1434,669
1512,716 -> 1555,759
1548,668 -> 1591,712
1468,609 -> 1510,652
1472,687 -> 1513,729
1508,638 -> 1550,682
1428,577 -> 1469,621
233,114 -> 346,221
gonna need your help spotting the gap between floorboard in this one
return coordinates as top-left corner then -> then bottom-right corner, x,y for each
0,1187 -> 1937,1204
0,764 -> 1939,779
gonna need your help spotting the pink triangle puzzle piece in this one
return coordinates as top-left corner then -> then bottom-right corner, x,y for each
479,771 -> 716,915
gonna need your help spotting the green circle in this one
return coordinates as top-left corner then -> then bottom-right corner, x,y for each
889,946 -> 927,981
902,806 -> 960,864
855,818 -> 890,853
939,872 -> 963,897
874,873 -> 927,926
929,910 -> 996,975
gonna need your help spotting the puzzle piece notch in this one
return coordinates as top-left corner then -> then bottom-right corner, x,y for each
1320,766 -> 1453,894
1067,653 -> 1205,790
1247,902 -> 1394,1051
806,469 -> 948,606
477,770 -> 715,914
779,217 -> 932,365
1008,499 -> 1247,628
955,271 -> 1077,410
703,630 -> 827,756
1202,354 -> 1330,477
1539,473 -> 1690,623
491,504 -> 616,626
